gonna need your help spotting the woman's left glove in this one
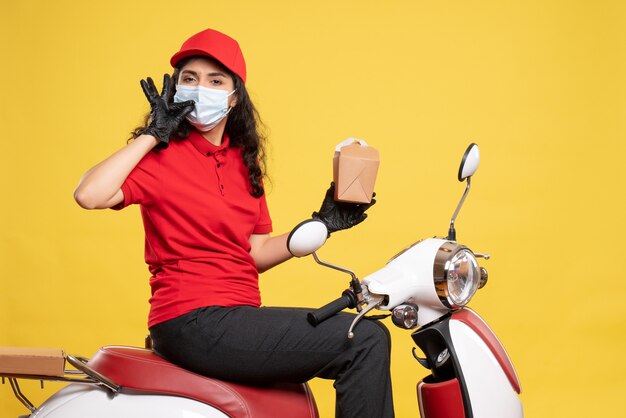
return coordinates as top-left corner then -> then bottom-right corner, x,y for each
312,182 -> 376,235
140,74 -> 195,148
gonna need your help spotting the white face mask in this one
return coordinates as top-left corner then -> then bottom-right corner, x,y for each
174,85 -> 236,132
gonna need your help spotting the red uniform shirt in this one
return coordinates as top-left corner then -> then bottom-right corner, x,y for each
115,131 -> 272,327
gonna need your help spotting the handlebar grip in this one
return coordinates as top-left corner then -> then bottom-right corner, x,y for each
307,290 -> 357,327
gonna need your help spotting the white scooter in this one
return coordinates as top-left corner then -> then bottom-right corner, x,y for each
1,143 -> 522,418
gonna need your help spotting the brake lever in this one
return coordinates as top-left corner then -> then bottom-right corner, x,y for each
347,295 -> 385,339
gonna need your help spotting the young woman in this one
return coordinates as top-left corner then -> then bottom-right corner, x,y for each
74,28 -> 394,418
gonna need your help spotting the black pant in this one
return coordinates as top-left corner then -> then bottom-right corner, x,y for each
150,306 -> 394,418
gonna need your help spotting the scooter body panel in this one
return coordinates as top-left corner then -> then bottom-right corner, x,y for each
417,378 -> 465,418
31,384 -> 226,418
413,309 -> 523,418
363,238 -> 450,325
449,319 -> 523,417
451,308 -> 521,394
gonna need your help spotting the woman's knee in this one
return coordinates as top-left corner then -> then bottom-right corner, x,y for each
356,319 -> 392,354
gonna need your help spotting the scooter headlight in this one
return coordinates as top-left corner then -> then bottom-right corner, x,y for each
434,243 -> 480,308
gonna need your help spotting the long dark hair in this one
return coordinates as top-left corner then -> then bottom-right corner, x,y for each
129,56 -> 268,198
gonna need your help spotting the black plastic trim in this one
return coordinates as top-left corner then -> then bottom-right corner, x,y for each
412,314 -> 473,418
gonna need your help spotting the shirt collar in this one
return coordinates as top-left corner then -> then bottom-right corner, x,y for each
188,130 -> 230,156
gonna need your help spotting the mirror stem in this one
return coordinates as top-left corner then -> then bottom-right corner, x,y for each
448,177 -> 472,241
312,252 -> 358,282
312,252 -> 364,311
447,224 -> 456,241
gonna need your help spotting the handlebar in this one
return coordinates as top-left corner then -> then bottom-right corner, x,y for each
307,290 -> 357,326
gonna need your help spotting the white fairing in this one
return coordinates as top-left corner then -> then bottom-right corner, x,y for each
362,238 -> 449,326
449,320 -> 523,418
31,384 -> 227,418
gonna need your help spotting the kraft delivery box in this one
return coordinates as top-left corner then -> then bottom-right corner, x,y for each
333,138 -> 380,204
0,347 -> 66,377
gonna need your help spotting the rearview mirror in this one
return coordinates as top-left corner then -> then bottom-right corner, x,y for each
287,220 -> 329,257
458,143 -> 480,181
448,143 -> 480,240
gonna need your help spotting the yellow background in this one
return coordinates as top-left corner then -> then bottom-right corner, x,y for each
1,1 -> 625,417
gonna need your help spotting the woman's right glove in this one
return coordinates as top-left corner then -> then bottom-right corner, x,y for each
312,182 -> 376,235
140,74 -> 195,148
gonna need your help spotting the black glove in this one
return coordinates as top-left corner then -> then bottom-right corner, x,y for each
312,182 -> 376,235
140,74 -> 195,148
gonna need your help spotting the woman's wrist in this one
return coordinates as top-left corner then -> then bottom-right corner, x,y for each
135,134 -> 160,148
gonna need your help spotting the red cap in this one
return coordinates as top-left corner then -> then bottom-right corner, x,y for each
170,28 -> 247,83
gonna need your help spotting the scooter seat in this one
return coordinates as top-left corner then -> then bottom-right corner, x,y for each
88,346 -> 319,418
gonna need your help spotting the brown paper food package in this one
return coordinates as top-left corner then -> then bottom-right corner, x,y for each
0,347 -> 66,377
333,140 -> 380,203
